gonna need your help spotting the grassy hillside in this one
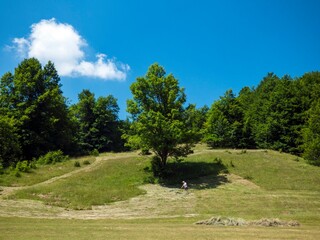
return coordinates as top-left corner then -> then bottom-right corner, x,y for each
1,146 -> 320,239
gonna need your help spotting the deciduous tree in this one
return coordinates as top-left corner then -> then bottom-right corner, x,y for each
125,63 -> 195,171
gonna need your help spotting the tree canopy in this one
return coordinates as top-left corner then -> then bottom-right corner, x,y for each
125,63 -> 196,170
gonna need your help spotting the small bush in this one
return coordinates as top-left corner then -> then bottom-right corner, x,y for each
90,149 -> 99,156
143,175 -> 156,184
15,160 -> 31,173
74,161 -> 81,167
83,160 -> 91,165
37,150 -> 69,165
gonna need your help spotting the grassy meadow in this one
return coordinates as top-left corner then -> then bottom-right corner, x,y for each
1,145 -> 320,239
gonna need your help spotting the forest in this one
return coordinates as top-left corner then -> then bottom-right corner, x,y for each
0,58 -> 319,173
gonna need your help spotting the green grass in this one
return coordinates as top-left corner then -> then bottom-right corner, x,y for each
1,146 -> 320,239
0,156 -> 95,187
235,150 -> 318,191
191,149 -> 320,191
184,149 -> 320,223
1,217 -> 319,240
11,156 -> 151,209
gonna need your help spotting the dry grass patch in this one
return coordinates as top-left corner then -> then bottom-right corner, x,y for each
195,216 -> 300,227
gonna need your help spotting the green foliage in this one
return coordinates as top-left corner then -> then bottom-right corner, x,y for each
203,90 -> 245,148
202,71 -> 320,166
184,104 -> 209,141
0,115 -> 21,167
15,160 -> 33,173
70,90 -> 124,154
302,100 -> 320,166
90,149 -> 99,156
125,63 -> 197,171
150,156 -> 164,177
0,58 -> 75,163
37,150 -> 69,165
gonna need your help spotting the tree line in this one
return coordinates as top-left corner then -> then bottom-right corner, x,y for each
0,59 -> 319,171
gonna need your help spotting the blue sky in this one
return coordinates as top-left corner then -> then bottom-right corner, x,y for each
1,0 -> 320,119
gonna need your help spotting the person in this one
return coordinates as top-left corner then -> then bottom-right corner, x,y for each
181,181 -> 188,190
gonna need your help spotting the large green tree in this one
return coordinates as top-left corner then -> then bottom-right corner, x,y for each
125,63 -> 195,169
71,89 -> 123,154
203,89 -> 244,148
246,73 -> 300,152
0,58 -> 75,160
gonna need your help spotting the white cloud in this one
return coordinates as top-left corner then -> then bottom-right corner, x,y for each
76,54 -> 130,79
11,18 -> 129,81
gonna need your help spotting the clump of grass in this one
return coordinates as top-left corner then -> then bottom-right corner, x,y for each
229,160 -> 235,168
74,161 -> 81,167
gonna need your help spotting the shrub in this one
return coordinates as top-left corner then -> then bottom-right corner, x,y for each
74,161 -> 81,167
143,175 -> 156,184
90,149 -> 99,157
15,160 -> 31,173
37,150 -> 69,165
